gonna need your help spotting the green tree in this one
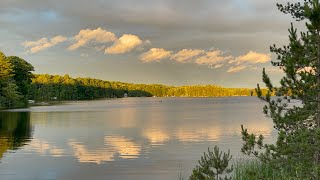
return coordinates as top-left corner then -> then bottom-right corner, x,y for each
190,146 -> 233,180
7,56 -> 34,96
0,51 -> 34,109
241,0 -> 320,178
1,80 -> 23,108
0,52 -> 13,80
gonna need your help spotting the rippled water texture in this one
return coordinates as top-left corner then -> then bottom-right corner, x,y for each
0,97 -> 277,180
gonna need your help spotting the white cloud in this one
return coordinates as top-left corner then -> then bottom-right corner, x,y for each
21,26 -> 272,75
170,49 -> 205,62
22,36 -> 67,53
233,51 -> 271,64
105,34 -> 143,54
140,48 -> 172,62
227,65 -> 247,73
68,28 -> 117,50
195,50 -> 234,65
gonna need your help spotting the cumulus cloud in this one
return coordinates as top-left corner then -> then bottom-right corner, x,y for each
105,34 -> 143,54
68,28 -> 117,50
21,25 -> 272,75
22,36 -> 67,53
233,51 -> 271,64
195,50 -> 234,66
223,51 -> 271,73
140,48 -> 172,62
227,65 -> 247,73
170,49 -> 205,62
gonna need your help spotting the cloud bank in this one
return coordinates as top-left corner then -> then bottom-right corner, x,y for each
140,47 -> 271,73
22,28 -> 147,55
21,27 -> 271,73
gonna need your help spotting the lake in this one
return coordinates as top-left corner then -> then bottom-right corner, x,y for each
0,97 -> 276,180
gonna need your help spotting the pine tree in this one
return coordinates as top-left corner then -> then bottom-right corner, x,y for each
190,146 -> 233,180
241,0 -> 320,178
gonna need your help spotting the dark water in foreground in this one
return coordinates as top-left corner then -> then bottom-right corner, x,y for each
0,97 -> 276,180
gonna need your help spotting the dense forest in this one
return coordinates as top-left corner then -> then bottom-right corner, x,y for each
29,74 -> 260,101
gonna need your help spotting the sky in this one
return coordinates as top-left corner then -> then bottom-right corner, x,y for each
0,0 -> 301,87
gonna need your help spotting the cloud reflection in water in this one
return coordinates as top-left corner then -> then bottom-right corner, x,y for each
69,136 -> 141,164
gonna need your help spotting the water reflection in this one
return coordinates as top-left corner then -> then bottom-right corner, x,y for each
69,136 -> 141,164
27,139 -> 64,157
0,112 -> 32,159
143,129 -> 170,145
0,97 -> 277,180
142,123 -> 272,145
68,140 -> 114,164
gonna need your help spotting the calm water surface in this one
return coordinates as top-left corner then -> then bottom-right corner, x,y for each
0,97 -> 276,180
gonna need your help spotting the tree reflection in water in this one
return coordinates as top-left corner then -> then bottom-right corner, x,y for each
0,112 -> 32,159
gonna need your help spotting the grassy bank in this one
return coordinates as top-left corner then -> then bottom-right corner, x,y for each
232,159 -> 289,180
182,159 -> 297,180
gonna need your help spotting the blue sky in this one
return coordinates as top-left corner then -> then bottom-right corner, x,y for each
0,0 -> 298,87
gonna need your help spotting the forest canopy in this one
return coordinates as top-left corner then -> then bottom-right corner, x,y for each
29,73 -> 260,102
0,51 -> 34,109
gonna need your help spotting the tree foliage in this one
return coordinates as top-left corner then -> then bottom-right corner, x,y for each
190,146 -> 233,180
0,51 -> 34,109
7,56 -> 34,96
29,74 -> 266,101
241,0 -> 320,178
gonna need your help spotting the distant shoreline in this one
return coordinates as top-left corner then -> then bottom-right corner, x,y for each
28,74 -> 264,103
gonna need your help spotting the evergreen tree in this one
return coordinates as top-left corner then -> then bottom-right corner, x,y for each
190,146 -> 233,180
241,0 -> 320,178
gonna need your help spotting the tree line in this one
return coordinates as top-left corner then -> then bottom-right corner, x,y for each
28,74 -> 262,102
0,50 -> 265,109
